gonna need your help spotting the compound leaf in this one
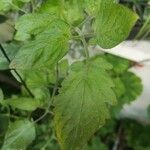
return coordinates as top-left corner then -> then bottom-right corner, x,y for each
54,56 -> 116,149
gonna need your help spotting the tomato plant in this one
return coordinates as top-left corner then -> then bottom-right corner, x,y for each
0,0 -> 143,150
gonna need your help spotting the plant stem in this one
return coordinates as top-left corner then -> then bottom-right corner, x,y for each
34,63 -> 59,123
9,2 -> 27,14
75,27 -> 90,60
0,44 -> 34,98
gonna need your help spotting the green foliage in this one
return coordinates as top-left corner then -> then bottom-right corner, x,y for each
0,114 -> 9,148
123,119 -> 150,150
94,1 -> 138,48
0,0 -> 14,12
0,0 -> 30,12
0,0 -> 143,149
1,97 -> 41,111
112,72 -> 143,117
105,54 -> 130,75
27,120 -> 60,150
104,55 -> 143,117
14,13 -> 57,41
54,57 -> 116,149
1,119 -> 35,150
0,43 -> 20,70
11,19 -> 71,70
120,71 -> 143,103
0,89 -> 4,100
113,77 -> 125,98
83,137 -> 107,150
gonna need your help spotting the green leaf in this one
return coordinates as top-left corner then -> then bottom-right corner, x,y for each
83,0 -> 104,15
0,0 -> 31,12
10,19 -> 70,70
110,77 -> 126,117
84,137 -> 107,150
0,0 -> 12,12
113,77 -> 125,98
105,54 -> 130,74
54,56 -> 116,149
2,119 -> 35,150
120,72 -> 143,102
0,43 -> 20,70
0,115 -> 9,148
94,1 -> 138,48
58,59 -> 69,79
38,0 -> 60,14
64,0 -> 84,25
21,69 -> 53,89
123,120 -> 150,150
3,97 -> 41,111
64,0 -> 102,25
0,89 -> 4,100
15,13 -> 56,41
110,72 -> 143,118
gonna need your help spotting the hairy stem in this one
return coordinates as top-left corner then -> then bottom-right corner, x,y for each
75,27 -> 90,60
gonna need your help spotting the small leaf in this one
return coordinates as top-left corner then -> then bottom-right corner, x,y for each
15,13 -> 56,41
64,0 -> 84,25
94,1 -> 138,48
3,98 -> 41,111
38,0 -> 60,15
120,72 -> 143,102
54,56 -> 116,149
2,119 -> 35,150
105,54 -> 130,74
